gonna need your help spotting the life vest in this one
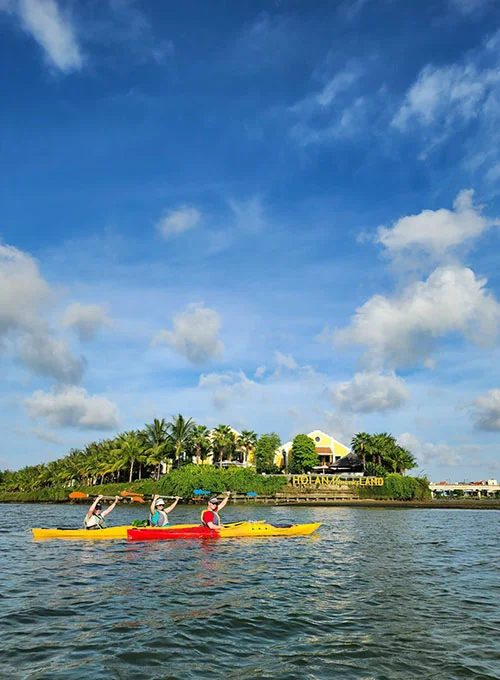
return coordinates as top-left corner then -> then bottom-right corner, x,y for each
150,509 -> 169,527
84,513 -> 106,530
201,509 -> 221,527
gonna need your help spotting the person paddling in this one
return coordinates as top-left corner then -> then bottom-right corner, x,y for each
201,492 -> 231,529
149,494 -> 181,527
84,495 -> 120,530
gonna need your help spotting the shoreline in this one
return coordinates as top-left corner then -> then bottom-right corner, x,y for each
1,498 -> 499,509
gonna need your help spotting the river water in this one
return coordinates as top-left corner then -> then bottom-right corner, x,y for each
0,503 -> 499,680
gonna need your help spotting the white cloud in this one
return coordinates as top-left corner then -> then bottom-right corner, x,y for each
470,389 -> 500,430
333,265 -> 500,370
25,385 -> 120,430
0,243 -> 52,338
152,303 -> 224,364
60,302 -> 112,342
376,190 -> 491,259
331,371 -> 410,412
393,60 -> 499,131
288,62 -> 368,146
397,432 -> 462,467
254,365 -> 267,378
0,243 -> 86,382
199,370 -> 259,409
15,0 -> 83,72
17,331 -> 85,383
291,65 -> 361,116
274,350 -> 298,374
156,206 -> 201,238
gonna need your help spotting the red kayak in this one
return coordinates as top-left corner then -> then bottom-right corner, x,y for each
127,521 -> 321,541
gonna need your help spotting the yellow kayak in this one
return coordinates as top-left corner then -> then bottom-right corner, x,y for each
31,523 -> 197,540
128,521 -> 322,540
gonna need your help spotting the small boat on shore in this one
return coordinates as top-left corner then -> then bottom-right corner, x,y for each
127,521 -> 322,541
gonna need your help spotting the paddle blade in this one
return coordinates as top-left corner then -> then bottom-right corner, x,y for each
121,490 -> 144,498
68,491 -> 88,499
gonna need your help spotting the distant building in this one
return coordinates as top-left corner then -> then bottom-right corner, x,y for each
274,430 -> 350,470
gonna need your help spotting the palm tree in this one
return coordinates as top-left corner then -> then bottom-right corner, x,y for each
168,414 -> 196,467
371,432 -> 396,468
111,431 -> 144,483
211,425 -> 237,466
238,430 -> 258,466
141,418 -> 172,480
387,446 -> 417,474
350,432 -> 372,468
189,425 -> 211,465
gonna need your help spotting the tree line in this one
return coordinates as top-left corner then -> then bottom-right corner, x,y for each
0,419 -> 418,493
0,415 -> 282,492
350,432 -> 417,476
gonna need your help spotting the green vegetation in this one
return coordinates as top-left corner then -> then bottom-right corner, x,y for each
254,433 -> 282,473
288,434 -> 319,473
359,473 -> 431,500
351,432 -> 417,475
0,466 -> 287,503
0,415 -> 263,494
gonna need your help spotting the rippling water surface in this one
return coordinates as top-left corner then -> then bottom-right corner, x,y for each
1,503 -> 499,679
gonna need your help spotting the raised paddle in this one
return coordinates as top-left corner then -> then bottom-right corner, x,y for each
68,491 -> 137,502
68,491 -> 120,500
120,490 -> 182,502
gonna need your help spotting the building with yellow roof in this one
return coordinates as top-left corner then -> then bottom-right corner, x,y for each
274,430 -> 350,470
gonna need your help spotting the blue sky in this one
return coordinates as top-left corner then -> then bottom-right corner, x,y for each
1,0 -> 500,481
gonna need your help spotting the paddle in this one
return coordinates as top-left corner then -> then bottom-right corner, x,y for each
68,491 -> 121,501
120,490 -> 182,502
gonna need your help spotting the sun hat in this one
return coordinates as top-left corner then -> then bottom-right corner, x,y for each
209,497 -> 219,505
155,498 -> 165,506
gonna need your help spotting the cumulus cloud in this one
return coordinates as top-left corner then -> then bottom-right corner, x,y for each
156,206 -> 201,238
397,432 -> 462,467
152,303 -> 224,364
274,350 -> 298,375
17,332 -> 85,383
0,243 -> 52,338
470,389 -> 500,430
25,385 -> 120,430
333,265 -> 500,370
4,0 -> 83,72
376,190 -> 491,259
331,371 -> 410,412
0,243 -> 86,382
199,370 -> 259,409
60,302 -> 112,342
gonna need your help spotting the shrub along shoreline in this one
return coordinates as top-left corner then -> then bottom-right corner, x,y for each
2,466 -> 485,507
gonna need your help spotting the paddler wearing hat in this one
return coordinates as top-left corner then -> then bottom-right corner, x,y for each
84,494 -> 120,530
200,492 -> 231,529
149,494 -> 181,527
